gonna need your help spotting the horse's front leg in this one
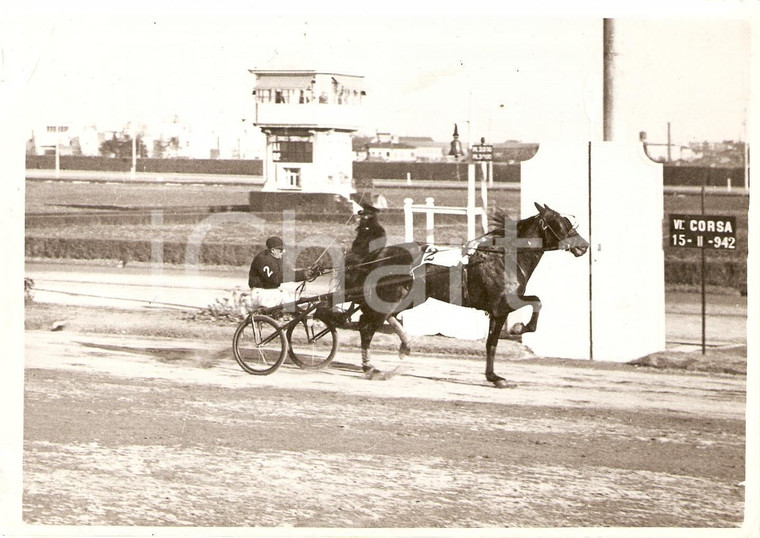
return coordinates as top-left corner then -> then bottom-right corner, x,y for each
485,314 -> 515,388
509,295 -> 542,335
522,295 -> 542,333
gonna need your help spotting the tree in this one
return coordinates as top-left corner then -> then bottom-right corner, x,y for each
152,136 -> 180,158
99,133 -> 148,159
70,137 -> 82,156
26,133 -> 36,155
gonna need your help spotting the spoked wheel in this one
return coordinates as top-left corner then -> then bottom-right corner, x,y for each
232,314 -> 287,375
286,314 -> 338,369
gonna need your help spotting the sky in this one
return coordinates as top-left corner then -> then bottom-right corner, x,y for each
8,3 -> 755,147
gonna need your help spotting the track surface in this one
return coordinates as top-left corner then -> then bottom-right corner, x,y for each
22,328 -> 746,529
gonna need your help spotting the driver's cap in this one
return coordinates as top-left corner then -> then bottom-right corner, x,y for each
265,236 -> 284,249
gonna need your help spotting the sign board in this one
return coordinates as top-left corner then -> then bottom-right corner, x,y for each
669,214 -> 737,249
471,144 -> 493,162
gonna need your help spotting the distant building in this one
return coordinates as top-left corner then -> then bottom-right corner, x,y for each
351,136 -> 371,160
27,116 -> 267,160
367,140 -> 416,162
29,124 -> 75,156
399,136 -> 446,161
491,141 -> 539,163
78,125 -> 101,156
358,132 -> 446,162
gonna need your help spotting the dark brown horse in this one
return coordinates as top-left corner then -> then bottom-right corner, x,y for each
341,202 -> 589,387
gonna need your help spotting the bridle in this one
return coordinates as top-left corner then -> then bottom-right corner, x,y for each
537,213 -> 578,251
473,213 -> 577,255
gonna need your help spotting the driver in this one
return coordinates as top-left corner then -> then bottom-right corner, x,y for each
248,236 -> 317,309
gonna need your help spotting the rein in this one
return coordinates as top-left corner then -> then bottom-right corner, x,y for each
307,210 -> 362,271
473,243 -> 564,255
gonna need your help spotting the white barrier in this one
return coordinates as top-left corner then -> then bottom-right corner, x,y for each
520,141 -> 666,362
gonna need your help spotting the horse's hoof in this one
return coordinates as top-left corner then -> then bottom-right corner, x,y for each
509,322 -> 525,335
363,365 -> 383,380
398,343 -> 411,360
493,378 -> 517,389
383,365 -> 403,380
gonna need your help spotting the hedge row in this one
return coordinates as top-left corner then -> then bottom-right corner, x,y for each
26,155 -> 263,176
352,161 -> 522,182
25,237 -> 326,268
663,165 -> 746,188
25,155 -> 745,186
25,237 -> 747,289
664,259 -> 746,288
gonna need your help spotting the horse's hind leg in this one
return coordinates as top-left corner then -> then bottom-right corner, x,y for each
485,314 -> 515,388
386,315 -> 411,359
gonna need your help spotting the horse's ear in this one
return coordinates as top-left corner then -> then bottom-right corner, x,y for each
534,202 -> 546,215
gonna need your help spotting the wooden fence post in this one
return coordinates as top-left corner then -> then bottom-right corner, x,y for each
425,197 -> 435,244
404,198 -> 414,242
467,164 -> 476,240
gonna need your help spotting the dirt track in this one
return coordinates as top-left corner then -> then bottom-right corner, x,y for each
22,328 -> 746,529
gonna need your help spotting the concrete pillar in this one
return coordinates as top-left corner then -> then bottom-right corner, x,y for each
520,141 -> 665,362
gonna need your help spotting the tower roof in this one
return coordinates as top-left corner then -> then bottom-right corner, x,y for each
249,69 -> 365,93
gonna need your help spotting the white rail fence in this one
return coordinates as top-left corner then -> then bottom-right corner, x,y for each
403,163 -> 489,243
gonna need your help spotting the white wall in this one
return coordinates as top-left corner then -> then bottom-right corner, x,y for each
520,142 -> 592,359
589,142 -> 665,361
521,141 -> 665,362
313,130 -> 353,195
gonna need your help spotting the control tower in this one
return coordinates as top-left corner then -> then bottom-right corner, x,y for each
249,69 -> 366,199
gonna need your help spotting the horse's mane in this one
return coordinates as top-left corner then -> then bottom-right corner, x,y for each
488,209 -> 517,237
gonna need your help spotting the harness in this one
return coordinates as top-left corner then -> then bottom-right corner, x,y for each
308,210 -> 577,308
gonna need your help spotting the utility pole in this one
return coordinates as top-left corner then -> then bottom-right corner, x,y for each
667,121 -> 672,163
743,119 -> 749,191
55,130 -> 60,179
602,18 -> 617,141
131,126 -> 137,179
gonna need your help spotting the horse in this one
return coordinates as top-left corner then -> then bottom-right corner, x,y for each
338,202 -> 589,387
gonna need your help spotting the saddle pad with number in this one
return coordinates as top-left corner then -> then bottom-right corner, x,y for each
418,245 -> 469,268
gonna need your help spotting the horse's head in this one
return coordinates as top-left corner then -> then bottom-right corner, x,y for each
534,202 -> 589,257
